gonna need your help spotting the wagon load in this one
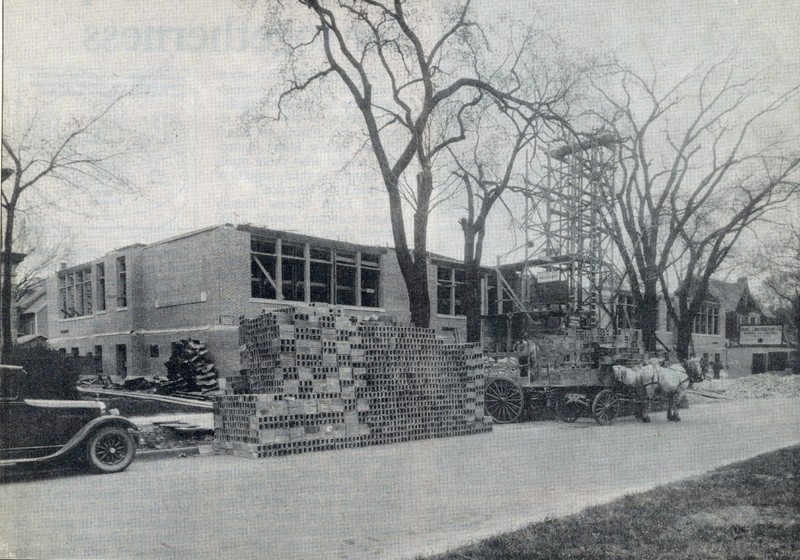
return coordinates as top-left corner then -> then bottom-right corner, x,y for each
483,327 -> 650,425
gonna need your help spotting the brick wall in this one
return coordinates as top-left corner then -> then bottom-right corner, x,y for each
47,246 -> 142,376
45,225 -> 472,379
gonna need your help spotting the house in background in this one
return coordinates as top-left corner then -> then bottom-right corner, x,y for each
15,277 -> 49,345
708,277 -> 793,377
614,277 -> 792,378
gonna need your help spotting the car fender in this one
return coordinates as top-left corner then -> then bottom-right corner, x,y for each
0,416 -> 138,467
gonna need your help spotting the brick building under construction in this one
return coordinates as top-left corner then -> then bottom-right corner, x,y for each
46,223 -> 499,383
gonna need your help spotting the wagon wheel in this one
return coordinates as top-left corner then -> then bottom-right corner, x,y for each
484,378 -> 525,423
592,389 -> 620,426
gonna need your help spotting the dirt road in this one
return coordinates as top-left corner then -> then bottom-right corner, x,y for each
1,397 -> 798,560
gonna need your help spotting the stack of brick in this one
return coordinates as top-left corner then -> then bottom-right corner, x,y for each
213,304 -> 491,458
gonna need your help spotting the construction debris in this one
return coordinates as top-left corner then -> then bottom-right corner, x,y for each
214,305 -> 491,459
77,339 -> 219,399
721,374 -> 800,399
161,339 -> 219,394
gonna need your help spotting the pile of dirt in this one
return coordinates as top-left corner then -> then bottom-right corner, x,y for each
722,374 -> 800,399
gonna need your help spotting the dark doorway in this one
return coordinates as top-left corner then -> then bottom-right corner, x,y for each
768,352 -> 788,372
751,353 -> 766,374
115,344 -> 127,377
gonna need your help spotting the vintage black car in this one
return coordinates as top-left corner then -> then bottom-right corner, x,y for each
0,364 -> 138,473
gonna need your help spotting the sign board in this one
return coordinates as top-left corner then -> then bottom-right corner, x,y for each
739,325 -> 782,346
537,270 -> 560,283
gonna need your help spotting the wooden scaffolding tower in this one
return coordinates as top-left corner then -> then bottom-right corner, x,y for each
491,134 -> 618,341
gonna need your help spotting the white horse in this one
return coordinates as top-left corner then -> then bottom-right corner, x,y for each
612,362 -> 690,423
683,357 -> 705,387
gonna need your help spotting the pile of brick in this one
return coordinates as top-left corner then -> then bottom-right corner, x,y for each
213,305 -> 491,459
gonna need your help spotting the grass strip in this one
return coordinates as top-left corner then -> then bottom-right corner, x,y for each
424,445 -> 800,560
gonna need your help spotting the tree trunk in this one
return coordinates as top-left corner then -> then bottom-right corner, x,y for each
461,219 -> 485,344
464,264 -> 482,343
793,294 -> 800,375
1,203 -> 16,362
406,166 -> 434,329
638,283 -> 659,352
675,307 -> 693,361
408,256 -> 430,329
384,173 -> 431,329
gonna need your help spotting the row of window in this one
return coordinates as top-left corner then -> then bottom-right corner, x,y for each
59,257 -> 127,318
618,296 -> 722,336
739,315 -> 761,325
251,237 -> 381,307
437,267 -> 466,316
436,265 -> 499,316
63,341 -> 189,376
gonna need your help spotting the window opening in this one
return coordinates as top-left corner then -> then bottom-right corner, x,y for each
310,246 -> 332,303
281,242 -> 305,302
335,252 -> 356,306
59,267 -> 93,317
437,267 -> 453,315
453,268 -> 466,316
96,263 -> 106,311
116,256 -> 128,308
361,253 -> 380,308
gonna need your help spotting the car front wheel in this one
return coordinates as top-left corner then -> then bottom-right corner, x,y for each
86,426 -> 136,473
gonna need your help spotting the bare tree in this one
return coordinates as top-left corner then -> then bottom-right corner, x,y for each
449,107 -> 561,340
264,0 -> 569,328
443,32 -> 584,342
1,95 -> 131,361
589,60 -> 800,357
11,217 -> 74,307
755,225 -> 800,372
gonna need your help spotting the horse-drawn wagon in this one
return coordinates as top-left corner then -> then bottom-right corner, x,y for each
482,325 -> 702,425
484,326 -> 630,425
484,369 -> 627,425
481,322 -> 693,425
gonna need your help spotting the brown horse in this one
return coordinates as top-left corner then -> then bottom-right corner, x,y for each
612,363 -> 690,422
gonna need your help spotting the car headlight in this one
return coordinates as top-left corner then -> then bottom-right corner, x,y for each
109,408 -> 120,416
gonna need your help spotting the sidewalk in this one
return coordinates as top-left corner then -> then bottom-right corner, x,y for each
2,398 -> 798,560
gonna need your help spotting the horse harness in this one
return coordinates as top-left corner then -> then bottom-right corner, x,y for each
639,365 -> 690,398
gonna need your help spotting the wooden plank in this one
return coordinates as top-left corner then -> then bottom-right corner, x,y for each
76,387 -> 213,409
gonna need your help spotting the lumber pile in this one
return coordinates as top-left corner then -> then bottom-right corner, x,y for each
214,304 -> 491,459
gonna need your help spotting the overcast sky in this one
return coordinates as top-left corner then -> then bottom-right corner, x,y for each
3,0 -> 799,270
